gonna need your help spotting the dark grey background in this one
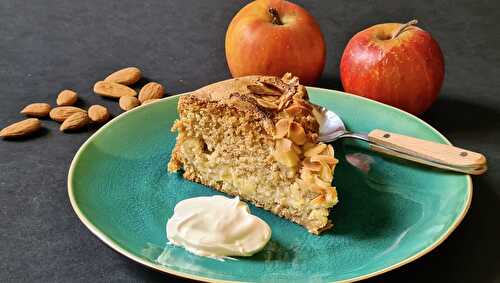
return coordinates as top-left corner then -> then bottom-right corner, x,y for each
0,0 -> 498,282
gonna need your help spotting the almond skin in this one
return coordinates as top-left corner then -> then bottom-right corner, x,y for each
0,118 -> 41,138
60,112 -> 90,132
56,89 -> 78,106
88,105 -> 110,123
20,103 -> 51,117
138,82 -> 164,103
119,96 -> 140,111
49,106 -> 87,123
93,81 -> 137,98
104,67 -> 142,85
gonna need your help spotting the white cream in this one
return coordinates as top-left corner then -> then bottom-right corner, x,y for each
166,195 -> 271,259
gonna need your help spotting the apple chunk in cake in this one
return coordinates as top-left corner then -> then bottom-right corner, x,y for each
168,74 -> 338,234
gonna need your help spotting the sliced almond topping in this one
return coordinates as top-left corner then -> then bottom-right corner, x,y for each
310,154 -> 339,166
261,80 -> 288,92
255,98 -> 278,109
277,92 -> 293,110
326,144 -> 335,156
319,160 -> 333,182
302,158 -> 322,171
292,98 -> 313,110
311,195 -> 325,205
288,122 -> 306,145
247,84 -> 282,96
314,175 -> 331,188
292,143 -> 302,155
284,102 -> 310,116
304,143 -> 327,157
302,142 -> 317,152
261,95 -> 280,102
281,73 -> 294,84
310,183 -> 325,194
324,187 -> 338,205
275,138 -> 293,152
275,118 -> 291,139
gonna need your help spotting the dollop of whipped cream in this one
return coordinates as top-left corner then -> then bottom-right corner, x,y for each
166,195 -> 271,259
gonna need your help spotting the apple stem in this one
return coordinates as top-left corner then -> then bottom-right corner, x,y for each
392,19 -> 419,39
268,8 -> 283,25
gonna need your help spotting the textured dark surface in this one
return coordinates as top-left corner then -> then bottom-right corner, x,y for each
0,0 -> 498,282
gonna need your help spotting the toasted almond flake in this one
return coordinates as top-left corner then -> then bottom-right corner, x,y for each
277,92 -> 293,110
285,103 -> 310,115
319,160 -> 333,182
326,144 -> 335,156
275,118 -> 291,139
261,80 -> 288,92
310,183 -> 325,194
302,158 -> 322,171
288,122 -> 306,145
247,84 -> 282,96
255,98 -> 278,109
311,195 -> 325,205
292,98 -> 313,110
304,143 -> 327,157
275,138 -> 293,152
292,144 -> 302,155
314,175 -> 331,188
281,73 -> 294,83
310,154 -> 339,165
324,187 -> 338,205
261,95 -> 280,102
302,142 -> 316,152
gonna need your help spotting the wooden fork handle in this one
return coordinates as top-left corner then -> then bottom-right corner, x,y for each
368,129 -> 487,172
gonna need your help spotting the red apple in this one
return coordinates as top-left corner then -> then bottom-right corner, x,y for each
340,20 -> 445,115
225,0 -> 326,86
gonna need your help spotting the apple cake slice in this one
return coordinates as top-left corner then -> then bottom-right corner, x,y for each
168,73 -> 338,234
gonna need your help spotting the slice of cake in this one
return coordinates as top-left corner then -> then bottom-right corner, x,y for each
168,73 -> 338,234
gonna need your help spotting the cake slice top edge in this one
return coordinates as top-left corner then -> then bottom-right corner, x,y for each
185,73 -> 317,137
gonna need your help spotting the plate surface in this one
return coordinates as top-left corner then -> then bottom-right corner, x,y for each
68,88 -> 471,283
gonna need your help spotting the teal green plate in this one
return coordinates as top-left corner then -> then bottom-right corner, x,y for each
68,88 -> 471,283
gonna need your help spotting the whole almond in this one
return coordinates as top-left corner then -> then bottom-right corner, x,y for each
49,106 -> 87,123
56,89 -> 78,106
104,67 -> 142,85
119,96 -> 140,111
93,81 -> 137,98
60,112 -> 90,132
0,118 -> 41,138
20,103 -> 51,117
141,98 -> 160,105
138,82 -> 164,103
88,105 -> 110,123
